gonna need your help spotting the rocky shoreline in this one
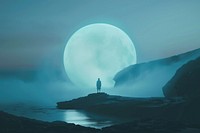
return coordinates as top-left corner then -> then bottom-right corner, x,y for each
1,110 -> 200,133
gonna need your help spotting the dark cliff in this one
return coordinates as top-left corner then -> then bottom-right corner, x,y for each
163,57 -> 200,99
114,48 -> 200,89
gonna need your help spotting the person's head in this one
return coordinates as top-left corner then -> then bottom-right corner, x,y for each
98,78 -> 100,81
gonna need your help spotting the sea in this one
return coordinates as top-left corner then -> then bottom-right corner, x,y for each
0,104 -> 122,129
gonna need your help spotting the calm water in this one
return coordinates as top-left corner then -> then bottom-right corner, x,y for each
0,104 -> 120,128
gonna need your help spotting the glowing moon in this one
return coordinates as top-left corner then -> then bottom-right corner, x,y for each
64,23 -> 136,89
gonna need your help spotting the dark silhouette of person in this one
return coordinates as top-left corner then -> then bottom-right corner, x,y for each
96,78 -> 101,93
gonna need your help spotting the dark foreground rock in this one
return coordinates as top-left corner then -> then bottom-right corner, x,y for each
161,56 -> 200,126
163,57 -> 200,99
1,111 -> 200,133
103,118 -> 200,133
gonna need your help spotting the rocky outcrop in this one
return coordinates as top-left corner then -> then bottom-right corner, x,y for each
163,57 -> 200,99
57,92 -> 200,125
161,57 -> 200,125
57,93 -> 186,119
57,93 -> 118,109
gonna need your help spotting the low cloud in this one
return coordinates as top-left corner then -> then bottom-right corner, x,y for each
0,62 -> 92,106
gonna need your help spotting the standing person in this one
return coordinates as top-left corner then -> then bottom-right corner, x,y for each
96,78 -> 101,93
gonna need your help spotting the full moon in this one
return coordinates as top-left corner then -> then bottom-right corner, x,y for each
64,23 -> 136,89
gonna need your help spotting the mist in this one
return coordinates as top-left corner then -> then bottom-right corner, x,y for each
0,49 -> 200,107
111,51 -> 200,97
0,63 -> 93,106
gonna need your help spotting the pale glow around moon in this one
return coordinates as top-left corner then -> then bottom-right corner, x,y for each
64,23 -> 136,89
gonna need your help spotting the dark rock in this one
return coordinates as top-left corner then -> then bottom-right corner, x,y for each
57,92 -> 133,109
57,93 -> 186,119
162,57 -> 200,124
163,57 -> 200,99
102,118 -> 188,133
57,92 -> 200,125
57,93 -> 111,109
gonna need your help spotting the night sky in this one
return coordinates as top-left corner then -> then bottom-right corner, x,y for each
0,0 -> 200,104
1,0 -> 200,70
